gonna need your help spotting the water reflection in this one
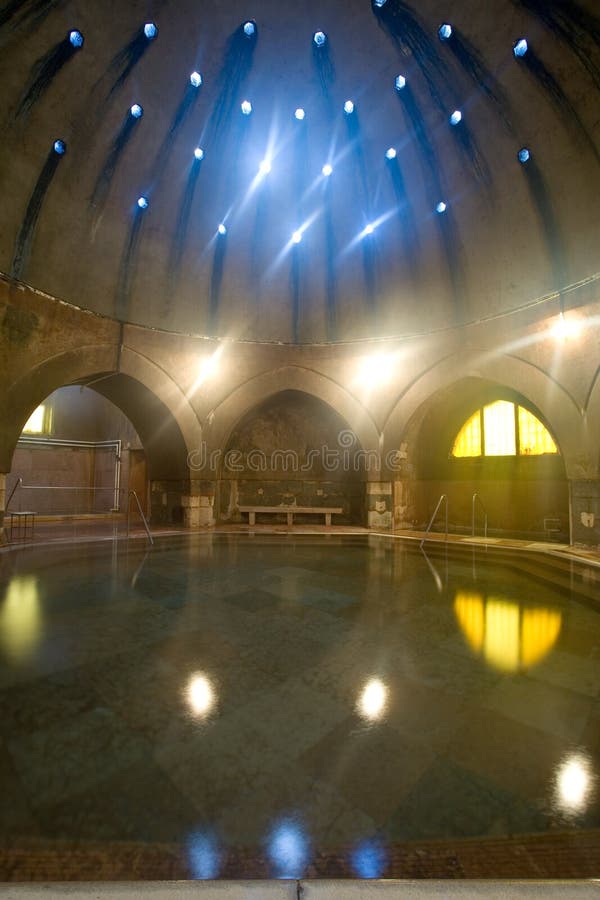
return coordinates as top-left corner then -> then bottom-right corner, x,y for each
454,590 -> 562,673
186,673 -> 217,718
187,831 -> 221,879
0,575 -> 41,661
268,818 -> 309,878
555,752 -> 595,815
357,678 -> 388,722
351,838 -> 388,878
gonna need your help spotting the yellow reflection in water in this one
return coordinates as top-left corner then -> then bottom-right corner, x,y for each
357,678 -> 388,722
0,575 -> 41,661
555,753 -> 594,814
186,673 -> 216,718
454,591 -> 561,673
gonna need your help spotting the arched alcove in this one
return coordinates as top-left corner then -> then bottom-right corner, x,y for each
217,389 -> 368,524
403,378 -> 569,539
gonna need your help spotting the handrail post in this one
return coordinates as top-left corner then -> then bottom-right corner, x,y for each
5,477 -> 22,511
420,493 -> 448,548
127,490 -> 154,546
472,492 -> 488,539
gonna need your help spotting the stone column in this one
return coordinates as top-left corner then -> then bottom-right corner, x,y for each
0,473 -> 5,540
392,478 -> 416,529
366,481 -> 392,529
570,480 -> 600,547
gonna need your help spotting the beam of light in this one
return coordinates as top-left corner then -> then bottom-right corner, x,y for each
353,351 -> 399,390
322,163 -> 333,177
351,839 -> 388,878
189,346 -> 224,394
259,158 -> 272,176
0,576 -> 41,662
268,819 -> 309,878
186,673 -> 217,717
187,832 -> 221,879
551,312 -> 582,341
292,230 -> 302,244
357,678 -> 388,722
343,208 -> 396,255
264,211 -> 320,278
555,753 -> 595,814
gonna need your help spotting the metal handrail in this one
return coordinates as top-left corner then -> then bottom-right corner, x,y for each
127,490 -> 153,546
5,477 -> 22,510
472,492 -> 488,539
420,493 -> 448,548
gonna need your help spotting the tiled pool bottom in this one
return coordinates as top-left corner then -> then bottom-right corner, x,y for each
0,534 -> 598,880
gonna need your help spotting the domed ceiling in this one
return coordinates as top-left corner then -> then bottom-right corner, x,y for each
0,0 -> 598,343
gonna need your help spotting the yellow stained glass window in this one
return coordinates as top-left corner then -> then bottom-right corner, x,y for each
483,400 -> 516,456
452,410 -> 481,457
518,406 -> 557,455
452,400 -> 559,458
22,404 -> 52,435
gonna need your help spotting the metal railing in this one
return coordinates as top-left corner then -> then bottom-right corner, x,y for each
5,477 -> 22,510
5,484 -> 120,516
127,490 -> 154,546
420,493 -> 448,548
472,492 -> 488,539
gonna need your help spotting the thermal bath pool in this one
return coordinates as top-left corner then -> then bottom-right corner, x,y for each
0,533 -> 598,879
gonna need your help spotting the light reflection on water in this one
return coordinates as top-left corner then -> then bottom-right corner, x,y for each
0,575 -> 40,661
267,818 -> 310,878
357,678 -> 388,722
454,590 -> 562,673
554,752 -> 596,816
186,672 -> 217,718
0,534 -> 597,877
187,831 -> 221,879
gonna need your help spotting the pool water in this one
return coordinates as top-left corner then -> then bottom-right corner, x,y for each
0,534 -> 598,878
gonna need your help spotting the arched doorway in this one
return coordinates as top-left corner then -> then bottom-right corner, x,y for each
4,368 -> 197,534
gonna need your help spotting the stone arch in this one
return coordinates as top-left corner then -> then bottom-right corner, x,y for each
381,350 -> 585,479
202,365 -> 381,477
4,344 -> 202,477
2,344 -> 204,524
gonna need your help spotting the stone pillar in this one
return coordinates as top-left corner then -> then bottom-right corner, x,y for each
392,478 -> 416,529
570,480 -> 600,547
366,481 -> 392,529
0,473 -> 5,540
182,481 -> 216,528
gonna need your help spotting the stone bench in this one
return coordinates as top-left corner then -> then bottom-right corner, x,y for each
238,505 -> 343,526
